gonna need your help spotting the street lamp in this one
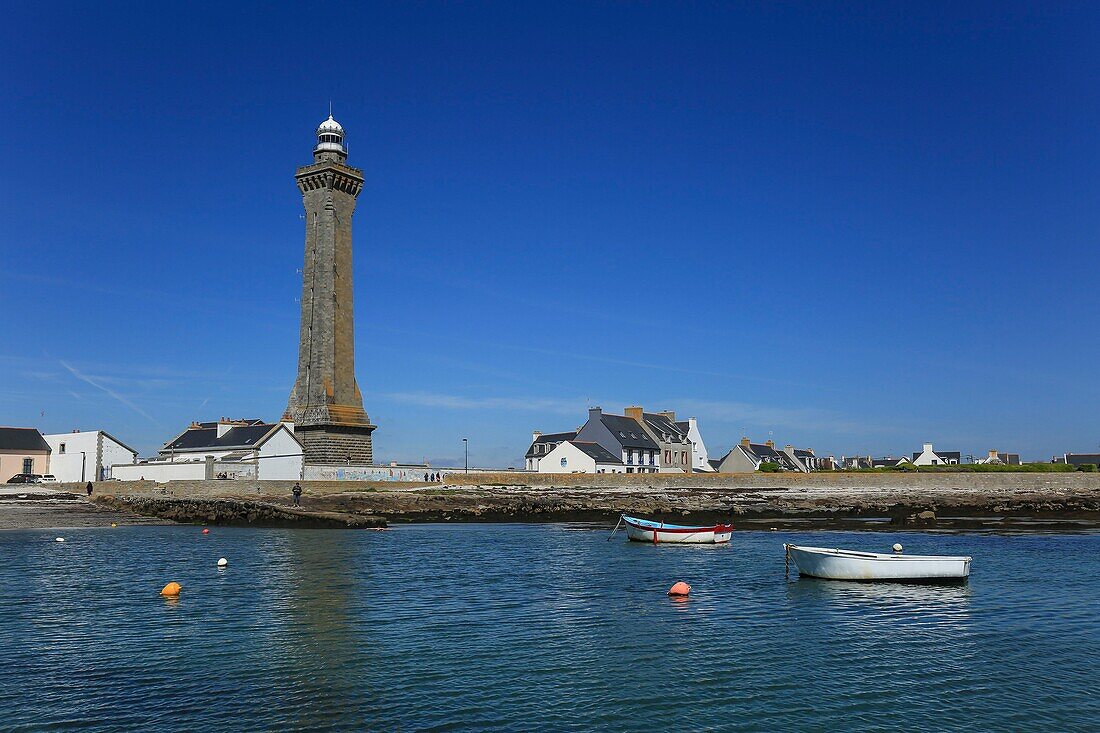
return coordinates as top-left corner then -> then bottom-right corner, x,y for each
462,438 -> 468,474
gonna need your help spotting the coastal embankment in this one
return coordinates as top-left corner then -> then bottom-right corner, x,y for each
65,471 -> 1100,532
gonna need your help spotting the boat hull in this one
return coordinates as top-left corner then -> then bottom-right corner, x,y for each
622,516 -> 733,544
786,544 -> 971,582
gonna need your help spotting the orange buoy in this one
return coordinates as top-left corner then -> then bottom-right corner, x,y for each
201,528 -> 210,535
667,581 -> 691,597
160,582 -> 181,597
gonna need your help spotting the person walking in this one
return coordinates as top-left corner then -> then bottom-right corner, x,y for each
85,481 -> 93,496
292,482 -> 302,507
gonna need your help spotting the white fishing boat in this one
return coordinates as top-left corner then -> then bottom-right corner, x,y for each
618,515 -> 733,544
784,544 -> 971,582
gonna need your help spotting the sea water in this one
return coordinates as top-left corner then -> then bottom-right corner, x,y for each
1,524 -> 1097,731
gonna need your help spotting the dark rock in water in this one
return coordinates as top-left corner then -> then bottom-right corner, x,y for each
94,496 -> 386,529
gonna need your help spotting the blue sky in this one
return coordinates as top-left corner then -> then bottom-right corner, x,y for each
2,2 -> 1099,465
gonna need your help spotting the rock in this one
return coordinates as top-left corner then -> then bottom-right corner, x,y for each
917,510 -> 937,521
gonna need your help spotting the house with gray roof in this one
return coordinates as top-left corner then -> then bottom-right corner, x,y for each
715,438 -> 802,472
0,427 -> 51,482
574,407 -> 659,473
625,406 -> 693,473
912,442 -> 961,466
113,417 -> 304,481
1058,453 -> 1100,468
525,431 -> 578,471
538,440 -> 625,474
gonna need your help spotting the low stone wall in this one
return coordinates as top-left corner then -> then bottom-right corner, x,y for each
81,479 -> 427,501
443,470 -> 1100,493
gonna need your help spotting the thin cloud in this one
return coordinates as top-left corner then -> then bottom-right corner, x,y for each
60,360 -> 158,423
670,398 -> 900,436
372,391 -> 587,415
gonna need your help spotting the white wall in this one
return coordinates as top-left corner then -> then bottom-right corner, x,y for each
43,432 -> 94,481
538,442 -> 597,473
687,418 -> 712,471
100,436 -> 137,478
256,427 -> 304,480
112,461 -> 208,482
162,448 -> 237,463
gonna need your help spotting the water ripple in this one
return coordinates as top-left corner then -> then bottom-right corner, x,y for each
1,525 -> 1098,730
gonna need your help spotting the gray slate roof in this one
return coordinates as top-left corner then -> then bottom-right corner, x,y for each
163,423 -> 278,452
745,443 -> 799,470
642,413 -> 688,442
0,427 -> 49,452
570,441 -> 623,464
912,450 -> 962,461
525,431 -> 577,459
600,414 -> 659,450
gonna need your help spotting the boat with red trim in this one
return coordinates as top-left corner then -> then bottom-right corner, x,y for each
619,514 -> 733,544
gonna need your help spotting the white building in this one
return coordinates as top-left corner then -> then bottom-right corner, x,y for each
42,430 -> 138,482
538,440 -> 625,474
574,407 -> 660,473
113,418 -> 304,481
911,442 -> 961,466
524,431 -> 577,471
679,417 -> 713,471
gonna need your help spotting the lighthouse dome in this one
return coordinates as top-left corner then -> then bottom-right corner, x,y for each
314,114 -> 346,157
317,114 -> 344,135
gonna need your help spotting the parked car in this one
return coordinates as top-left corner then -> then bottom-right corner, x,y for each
39,475 -> 58,483
6,473 -> 42,484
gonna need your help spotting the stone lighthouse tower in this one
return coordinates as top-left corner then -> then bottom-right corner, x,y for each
286,114 -> 376,464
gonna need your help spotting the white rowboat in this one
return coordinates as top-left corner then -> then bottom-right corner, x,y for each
621,515 -> 733,544
785,544 -> 971,582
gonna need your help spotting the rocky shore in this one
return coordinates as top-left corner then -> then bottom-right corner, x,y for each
92,495 -> 387,529
46,472 -> 1100,532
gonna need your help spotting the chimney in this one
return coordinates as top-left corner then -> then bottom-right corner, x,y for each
217,418 -> 243,438
740,437 -> 751,447
988,449 -> 998,459
688,417 -> 697,430
785,444 -> 794,452
658,410 -> 676,421
924,442 -> 933,453
280,411 -> 295,432
766,439 -> 775,449
588,406 -> 602,422
624,406 -> 644,422
532,430 -> 542,443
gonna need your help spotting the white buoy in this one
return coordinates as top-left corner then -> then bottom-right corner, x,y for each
892,543 -> 903,553
55,537 -> 65,543
217,557 -> 228,568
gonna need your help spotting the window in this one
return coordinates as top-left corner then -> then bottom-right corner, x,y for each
59,443 -> 66,454
23,458 -> 33,474
560,457 -> 568,468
